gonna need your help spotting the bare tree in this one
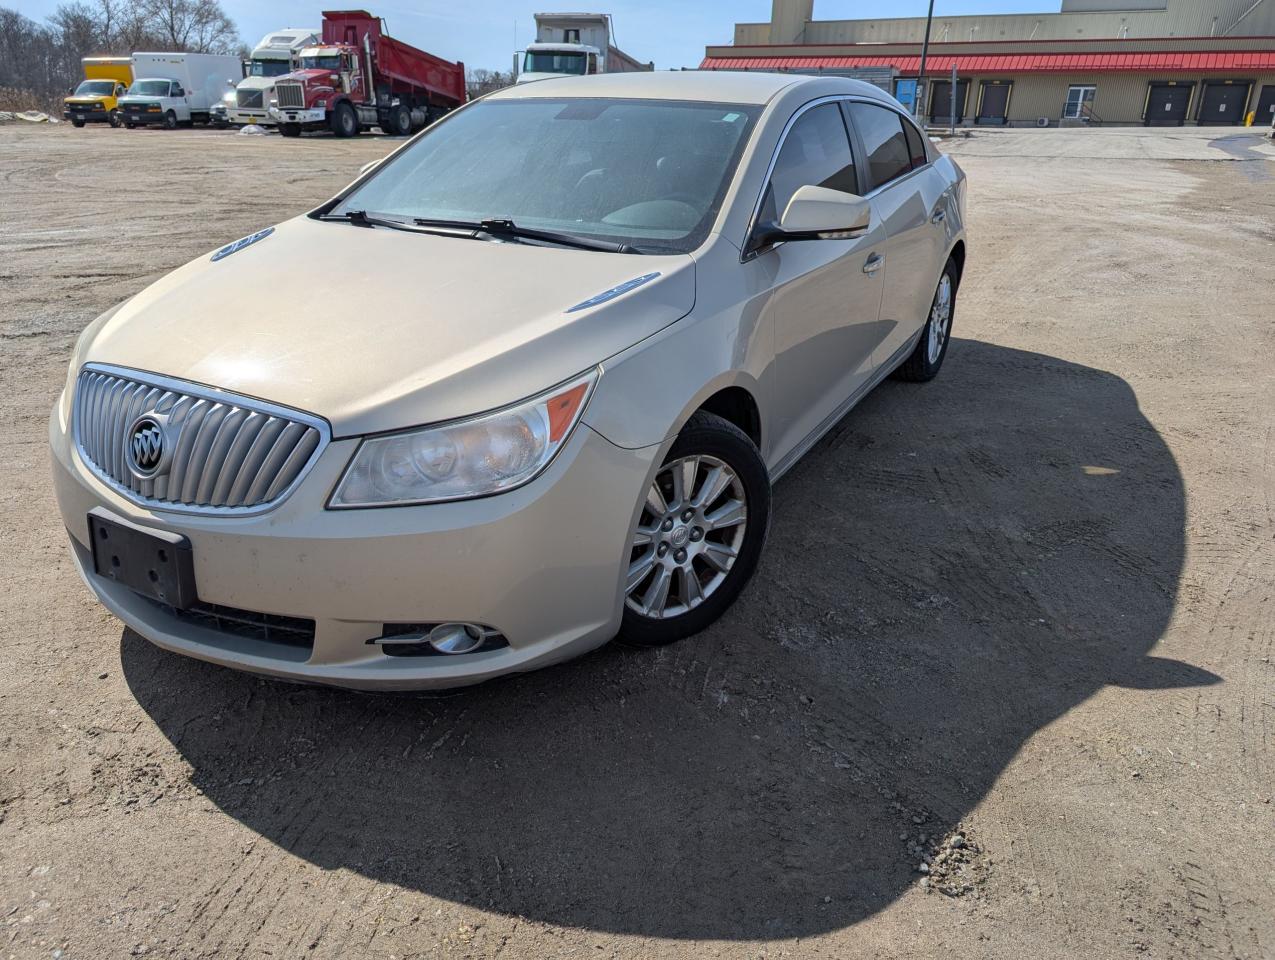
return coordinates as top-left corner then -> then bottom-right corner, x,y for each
144,0 -> 237,53
466,68 -> 514,99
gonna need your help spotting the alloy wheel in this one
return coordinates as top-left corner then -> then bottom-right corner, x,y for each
927,274 -> 953,364
626,454 -> 748,620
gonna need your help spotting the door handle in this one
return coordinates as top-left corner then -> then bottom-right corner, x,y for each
863,254 -> 884,275
931,209 -> 947,225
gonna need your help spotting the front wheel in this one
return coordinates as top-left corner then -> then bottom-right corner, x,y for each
162,110 -> 178,130
894,256 -> 958,383
278,123 -> 302,138
108,109 -> 121,128
331,102 -> 358,137
71,119 -> 85,128
619,411 -> 771,647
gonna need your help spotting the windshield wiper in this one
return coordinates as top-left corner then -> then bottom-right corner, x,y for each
413,217 -> 640,254
319,209 -> 428,231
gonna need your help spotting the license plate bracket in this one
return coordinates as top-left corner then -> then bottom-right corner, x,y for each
88,508 -> 197,609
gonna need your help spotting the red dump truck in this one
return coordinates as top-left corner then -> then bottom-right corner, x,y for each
271,9 -> 464,137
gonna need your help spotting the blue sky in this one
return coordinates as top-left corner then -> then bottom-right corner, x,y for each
12,0 -> 1062,71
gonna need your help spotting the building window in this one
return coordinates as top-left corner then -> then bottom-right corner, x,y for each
564,28 -> 580,43
1063,85 -> 1097,120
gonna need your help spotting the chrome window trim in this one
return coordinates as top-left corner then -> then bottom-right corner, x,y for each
740,94 -> 931,262
72,362 -> 332,518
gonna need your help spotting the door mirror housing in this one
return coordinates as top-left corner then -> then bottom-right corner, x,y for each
358,158 -> 383,176
749,185 -> 872,253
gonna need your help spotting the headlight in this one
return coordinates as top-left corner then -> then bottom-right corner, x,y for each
315,98 -> 327,107
329,370 -> 597,508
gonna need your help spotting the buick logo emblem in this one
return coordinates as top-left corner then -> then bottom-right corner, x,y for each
127,415 -> 169,479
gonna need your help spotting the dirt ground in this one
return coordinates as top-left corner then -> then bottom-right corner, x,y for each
1,122 -> 1273,960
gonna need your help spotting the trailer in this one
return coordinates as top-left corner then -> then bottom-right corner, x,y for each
271,9 -> 465,137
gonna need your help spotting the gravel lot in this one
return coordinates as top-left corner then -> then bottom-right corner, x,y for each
1,123 -> 1273,959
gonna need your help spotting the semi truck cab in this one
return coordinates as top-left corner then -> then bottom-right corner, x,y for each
517,42 -> 602,83
228,28 -> 320,126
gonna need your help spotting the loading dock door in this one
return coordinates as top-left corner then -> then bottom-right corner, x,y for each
1252,85 -> 1275,126
977,81 -> 1012,125
1197,81 -> 1251,125
1145,84 -> 1192,126
929,80 -> 969,124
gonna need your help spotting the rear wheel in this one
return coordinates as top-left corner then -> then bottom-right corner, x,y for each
894,256 -> 958,383
385,104 -> 411,136
331,102 -> 358,137
162,110 -> 178,130
278,123 -> 302,138
619,411 -> 771,647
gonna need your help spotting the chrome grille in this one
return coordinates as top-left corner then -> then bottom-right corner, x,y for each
275,81 -> 304,109
236,88 -> 264,110
73,366 -> 329,515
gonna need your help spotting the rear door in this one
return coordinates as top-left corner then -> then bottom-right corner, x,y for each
1146,83 -> 1192,126
758,100 -> 889,468
844,101 -> 948,370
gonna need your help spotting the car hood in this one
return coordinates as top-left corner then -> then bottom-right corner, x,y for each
66,96 -> 109,105
80,215 -> 696,437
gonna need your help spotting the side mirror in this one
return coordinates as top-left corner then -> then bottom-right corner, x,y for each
358,158 -> 383,176
749,185 -> 872,253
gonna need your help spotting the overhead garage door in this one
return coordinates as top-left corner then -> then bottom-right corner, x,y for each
976,81 -> 1012,125
929,80 -> 969,124
1253,85 -> 1275,127
1145,83 -> 1192,126
1197,81 -> 1252,126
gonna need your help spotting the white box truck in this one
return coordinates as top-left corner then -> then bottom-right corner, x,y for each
516,13 -> 651,83
225,28 -> 319,126
118,52 -> 243,129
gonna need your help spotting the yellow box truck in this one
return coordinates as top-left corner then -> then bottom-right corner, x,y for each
63,57 -> 133,127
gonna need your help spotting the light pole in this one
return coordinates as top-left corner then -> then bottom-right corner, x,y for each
916,0 -> 936,121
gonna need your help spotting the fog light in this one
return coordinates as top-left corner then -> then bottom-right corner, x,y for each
428,623 -> 485,655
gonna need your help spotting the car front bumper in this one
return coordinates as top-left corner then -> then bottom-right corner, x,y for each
50,392 -> 661,689
122,112 -> 166,125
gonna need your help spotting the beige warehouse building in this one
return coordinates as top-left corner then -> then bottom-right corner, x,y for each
702,0 -> 1275,128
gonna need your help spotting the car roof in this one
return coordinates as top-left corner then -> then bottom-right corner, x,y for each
488,70 -> 896,107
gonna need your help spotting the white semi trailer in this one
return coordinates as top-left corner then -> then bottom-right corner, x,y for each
228,28 -> 320,126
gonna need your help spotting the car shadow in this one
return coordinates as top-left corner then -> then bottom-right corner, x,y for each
120,338 -> 1217,940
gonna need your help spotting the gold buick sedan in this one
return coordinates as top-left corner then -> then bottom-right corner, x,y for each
51,71 -> 967,689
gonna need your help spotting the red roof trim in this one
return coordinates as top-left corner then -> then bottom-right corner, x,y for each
699,50 -> 1275,74
708,35 -> 1275,50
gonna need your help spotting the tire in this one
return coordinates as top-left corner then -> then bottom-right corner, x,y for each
71,119 -> 85,128
894,256 -> 958,383
108,109 -> 121,128
331,102 -> 358,137
619,411 -> 771,647
124,122 -> 136,129
385,104 -> 411,136
163,110 -> 178,130
278,123 -> 302,138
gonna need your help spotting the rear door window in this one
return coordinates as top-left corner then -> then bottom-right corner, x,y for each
759,102 -> 859,223
845,102 -> 913,192
902,118 -> 929,169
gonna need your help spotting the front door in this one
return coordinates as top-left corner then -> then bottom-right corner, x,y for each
977,81 -> 1012,125
758,101 -> 888,468
1146,84 -> 1192,126
1256,85 -> 1275,127
1197,81 -> 1252,125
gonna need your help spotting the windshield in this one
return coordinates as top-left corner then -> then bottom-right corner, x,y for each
73,80 -> 115,97
249,59 -> 291,78
128,79 -> 171,97
332,98 -> 760,254
524,51 -> 586,74
301,55 -> 342,71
